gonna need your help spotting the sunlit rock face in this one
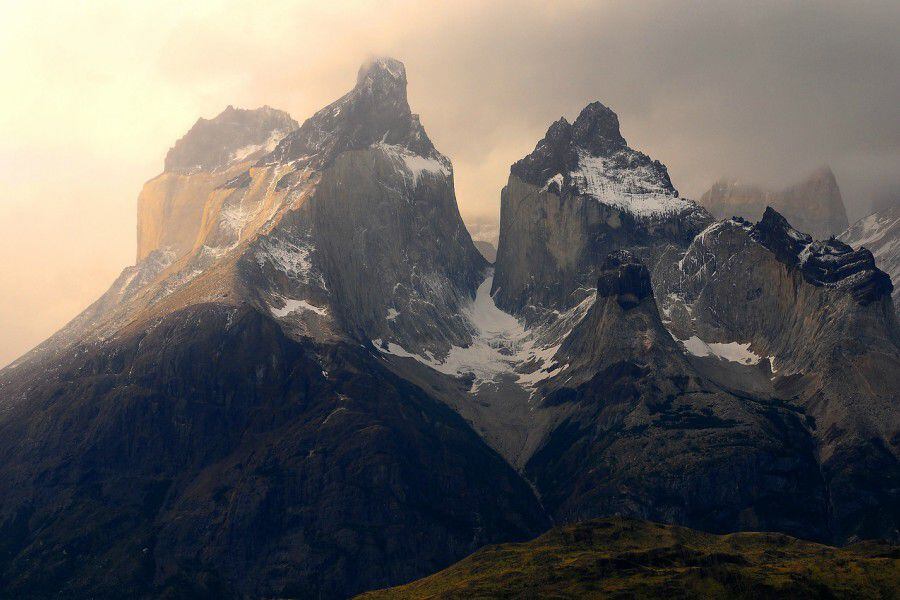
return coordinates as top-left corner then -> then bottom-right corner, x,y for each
137,105 -> 298,261
492,101 -> 711,319
699,166 -> 850,240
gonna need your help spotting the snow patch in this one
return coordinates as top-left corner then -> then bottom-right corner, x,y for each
680,336 -> 763,365
375,143 -> 450,187
230,129 -> 290,164
256,236 -> 319,284
571,149 -> 693,218
270,297 -> 328,318
374,273 -> 592,391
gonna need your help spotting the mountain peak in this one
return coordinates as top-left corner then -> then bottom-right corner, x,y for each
571,101 -> 627,154
163,105 -> 296,174
357,56 -> 407,85
265,56 -> 439,165
509,100 -> 684,216
752,207 -> 892,304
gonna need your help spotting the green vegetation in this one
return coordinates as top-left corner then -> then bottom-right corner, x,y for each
359,518 -> 899,599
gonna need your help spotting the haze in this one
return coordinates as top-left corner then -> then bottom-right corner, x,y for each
1,0 -> 899,366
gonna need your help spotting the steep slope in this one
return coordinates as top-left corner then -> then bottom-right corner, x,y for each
840,203 -> 900,311
492,102 -> 710,318
699,167 -> 849,239
0,305 -> 546,598
524,252 -> 828,540
360,518 -> 900,599
0,58 -> 540,598
656,208 -> 900,543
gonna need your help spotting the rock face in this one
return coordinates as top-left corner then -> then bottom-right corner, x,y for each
840,202 -> 900,312
243,56 -> 487,357
656,207 -> 900,543
137,106 -> 297,261
492,102 -> 710,318
699,167 -> 849,239
525,251 -> 828,540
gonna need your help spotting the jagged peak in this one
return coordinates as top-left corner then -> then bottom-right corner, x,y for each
510,101 -> 689,218
164,105 -> 297,174
356,56 -> 407,86
752,207 -> 892,304
264,57 -> 438,167
571,101 -> 627,154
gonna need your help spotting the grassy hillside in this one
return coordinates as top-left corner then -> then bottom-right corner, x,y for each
358,518 -> 899,599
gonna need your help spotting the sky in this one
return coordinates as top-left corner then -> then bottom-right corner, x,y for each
1,0 -> 899,366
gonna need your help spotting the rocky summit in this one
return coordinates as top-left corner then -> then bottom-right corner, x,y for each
493,101 -> 710,318
0,58 -> 898,599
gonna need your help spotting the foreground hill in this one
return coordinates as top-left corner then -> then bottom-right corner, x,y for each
360,518 -> 900,599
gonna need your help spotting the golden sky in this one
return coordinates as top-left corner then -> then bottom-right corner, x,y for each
1,0 -> 899,365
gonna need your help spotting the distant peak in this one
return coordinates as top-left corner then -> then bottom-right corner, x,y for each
799,165 -> 839,190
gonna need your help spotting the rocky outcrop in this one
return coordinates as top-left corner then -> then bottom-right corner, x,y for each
657,208 -> 900,542
526,252 -> 828,540
840,203 -> 900,311
699,167 -> 849,239
492,102 -> 710,318
165,105 -> 297,174
137,105 -> 297,261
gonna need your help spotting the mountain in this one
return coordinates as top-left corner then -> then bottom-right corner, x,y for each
0,58 -> 544,599
360,518 -> 900,599
699,167 -> 849,239
655,207 -> 899,543
523,251 -> 828,540
840,203 -> 900,312
492,101 -> 711,319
